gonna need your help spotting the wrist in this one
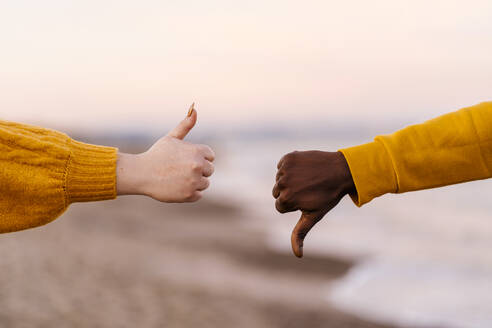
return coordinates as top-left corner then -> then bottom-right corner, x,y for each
336,151 -> 356,195
116,152 -> 146,196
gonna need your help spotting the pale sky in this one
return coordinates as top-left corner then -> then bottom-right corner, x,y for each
0,0 -> 491,133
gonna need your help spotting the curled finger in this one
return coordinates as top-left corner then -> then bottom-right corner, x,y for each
186,191 -> 202,202
196,177 -> 210,191
198,144 -> 215,162
202,161 -> 215,177
272,177 -> 286,198
275,196 -> 297,214
275,169 -> 283,182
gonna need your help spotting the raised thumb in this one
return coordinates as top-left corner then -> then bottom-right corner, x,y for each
167,103 -> 197,140
291,210 -> 327,258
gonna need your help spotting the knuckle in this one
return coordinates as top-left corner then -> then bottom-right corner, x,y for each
275,200 -> 290,214
186,176 -> 195,187
196,179 -> 209,190
190,161 -> 203,171
183,189 -> 195,199
282,189 -> 293,200
189,179 -> 198,189
275,199 -> 285,213
192,146 -> 201,156
275,181 -> 283,190
200,145 -> 215,161
278,193 -> 289,204
277,177 -> 287,189
187,192 -> 201,202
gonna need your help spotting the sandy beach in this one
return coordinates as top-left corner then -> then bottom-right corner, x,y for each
0,196 -> 405,328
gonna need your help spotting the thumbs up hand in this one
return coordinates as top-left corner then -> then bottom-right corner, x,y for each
116,104 -> 215,202
272,151 -> 355,257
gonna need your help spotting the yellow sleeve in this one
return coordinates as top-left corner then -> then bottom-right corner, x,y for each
339,101 -> 492,206
0,120 -> 117,232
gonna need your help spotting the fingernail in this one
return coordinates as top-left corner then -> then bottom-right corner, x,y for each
187,102 -> 195,117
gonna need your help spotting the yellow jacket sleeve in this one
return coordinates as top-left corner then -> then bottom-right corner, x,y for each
0,120 -> 117,232
339,101 -> 492,206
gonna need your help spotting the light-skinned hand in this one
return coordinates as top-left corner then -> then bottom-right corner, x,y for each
116,104 -> 215,202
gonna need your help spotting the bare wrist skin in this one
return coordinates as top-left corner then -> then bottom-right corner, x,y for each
116,152 -> 145,196
336,151 -> 356,196
272,150 -> 355,257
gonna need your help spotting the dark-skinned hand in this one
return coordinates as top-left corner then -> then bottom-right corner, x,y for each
272,151 -> 356,258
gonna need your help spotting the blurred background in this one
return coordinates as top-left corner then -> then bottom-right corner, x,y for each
1,0 -> 492,327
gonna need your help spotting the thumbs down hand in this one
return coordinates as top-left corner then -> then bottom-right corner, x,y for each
272,151 -> 355,258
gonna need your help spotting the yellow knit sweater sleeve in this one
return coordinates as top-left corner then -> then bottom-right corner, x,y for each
0,120 -> 117,232
339,101 -> 492,206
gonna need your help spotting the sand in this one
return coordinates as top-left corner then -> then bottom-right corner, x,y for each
0,196 -> 403,328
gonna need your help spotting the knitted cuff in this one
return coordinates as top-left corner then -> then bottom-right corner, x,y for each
65,140 -> 118,204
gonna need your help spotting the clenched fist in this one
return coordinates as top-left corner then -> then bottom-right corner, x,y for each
116,104 -> 215,202
273,151 -> 355,257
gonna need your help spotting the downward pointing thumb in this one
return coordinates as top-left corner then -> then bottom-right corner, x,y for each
167,103 -> 197,140
291,210 -> 327,258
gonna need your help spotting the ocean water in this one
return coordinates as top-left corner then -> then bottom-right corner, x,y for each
209,136 -> 492,328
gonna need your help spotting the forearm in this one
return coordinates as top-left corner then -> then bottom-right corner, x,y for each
0,120 -> 117,232
0,105 -> 212,232
340,101 -> 492,206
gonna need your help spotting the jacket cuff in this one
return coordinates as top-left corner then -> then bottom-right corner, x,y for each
339,140 -> 398,206
65,140 -> 117,204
